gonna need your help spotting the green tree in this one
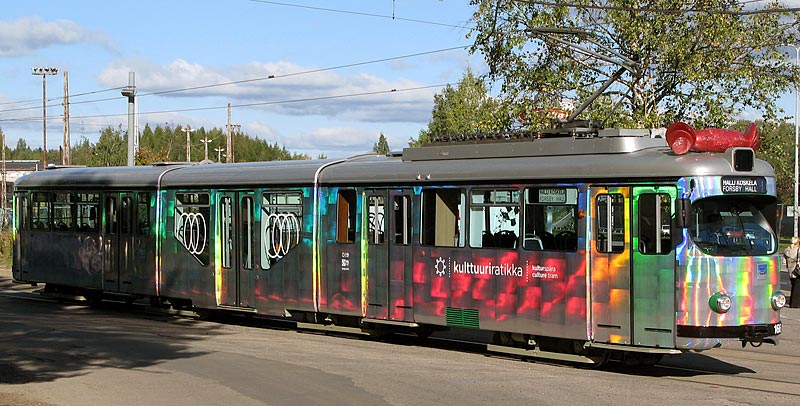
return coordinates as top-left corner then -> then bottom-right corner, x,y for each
89,126 -> 126,167
732,120 -> 794,205
412,69 -> 511,146
10,138 -> 36,161
469,1 -> 800,128
373,133 -> 390,155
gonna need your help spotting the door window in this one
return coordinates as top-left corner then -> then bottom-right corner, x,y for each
394,195 -> 410,245
368,195 -> 385,245
638,193 -> 671,255
596,194 -> 625,253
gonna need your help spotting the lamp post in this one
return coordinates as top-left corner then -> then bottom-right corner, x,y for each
200,137 -> 211,161
214,147 -> 225,163
182,125 -> 195,162
788,45 -> 800,238
31,67 -> 58,167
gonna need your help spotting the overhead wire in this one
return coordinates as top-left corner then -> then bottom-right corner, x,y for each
0,46 -> 467,119
0,84 -> 451,123
245,0 -> 472,29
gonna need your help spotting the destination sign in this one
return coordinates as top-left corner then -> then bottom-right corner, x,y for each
721,177 -> 766,194
538,188 -> 567,203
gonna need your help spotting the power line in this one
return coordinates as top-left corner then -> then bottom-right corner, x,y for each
0,46 -> 467,116
0,86 -> 124,108
140,46 -> 466,97
0,83 -> 450,123
246,0 -> 472,29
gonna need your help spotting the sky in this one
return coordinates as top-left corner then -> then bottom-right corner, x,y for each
0,0 -> 481,160
0,1 -> 798,161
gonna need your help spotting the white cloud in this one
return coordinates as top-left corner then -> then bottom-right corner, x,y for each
282,127 -> 380,157
97,59 -> 439,124
0,17 -> 113,57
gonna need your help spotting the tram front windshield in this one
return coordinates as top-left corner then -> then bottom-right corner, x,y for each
689,197 -> 777,256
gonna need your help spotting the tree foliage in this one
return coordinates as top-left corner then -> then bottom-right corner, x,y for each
373,133 -> 390,155
412,69 -> 511,146
1,124 -> 311,167
469,1 -> 800,129
733,120 -> 795,204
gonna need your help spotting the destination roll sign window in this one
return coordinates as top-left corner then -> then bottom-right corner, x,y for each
720,177 -> 766,194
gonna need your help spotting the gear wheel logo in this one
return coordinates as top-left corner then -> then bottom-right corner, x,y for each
435,257 -> 447,277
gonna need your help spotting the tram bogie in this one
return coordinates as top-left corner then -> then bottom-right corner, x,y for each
11,125 -> 785,366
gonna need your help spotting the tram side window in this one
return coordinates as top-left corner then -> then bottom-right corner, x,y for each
336,189 -> 357,244
174,192 -> 210,266
137,193 -> 150,236
421,188 -> 465,247
638,193 -> 671,255
470,189 -> 520,249
261,191 -> 303,269
523,188 -> 578,251
76,193 -> 99,232
52,193 -> 75,232
31,192 -> 50,231
596,194 -> 625,253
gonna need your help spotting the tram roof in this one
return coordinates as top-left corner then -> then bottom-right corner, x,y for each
13,135 -> 775,191
13,164 -> 187,190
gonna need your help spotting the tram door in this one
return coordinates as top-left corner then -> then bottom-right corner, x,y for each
102,192 -> 134,293
366,189 -> 414,321
631,186 -> 676,348
590,187 -> 632,344
217,191 -> 256,308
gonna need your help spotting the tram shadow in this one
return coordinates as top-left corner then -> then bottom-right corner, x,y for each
0,292 -> 223,385
609,352 -> 754,376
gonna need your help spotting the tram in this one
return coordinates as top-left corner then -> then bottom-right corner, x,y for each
11,122 -> 785,366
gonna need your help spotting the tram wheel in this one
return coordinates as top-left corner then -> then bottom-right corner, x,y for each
583,351 -> 610,369
415,328 -> 434,339
195,308 -> 220,321
82,291 -> 103,307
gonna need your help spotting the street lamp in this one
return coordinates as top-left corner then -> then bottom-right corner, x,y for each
200,137 -> 211,162
182,125 -> 196,162
215,147 -> 225,163
31,67 -> 58,167
787,45 -> 800,238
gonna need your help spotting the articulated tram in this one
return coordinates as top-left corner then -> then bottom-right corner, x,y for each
11,124 -> 785,366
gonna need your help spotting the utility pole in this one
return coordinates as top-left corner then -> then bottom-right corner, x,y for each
226,103 -> 232,163
32,67 -> 58,167
225,103 -> 240,163
200,136 -> 211,161
121,72 -> 137,166
62,71 -> 70,165
182,125 -> 195,162
1,128 -> 5,224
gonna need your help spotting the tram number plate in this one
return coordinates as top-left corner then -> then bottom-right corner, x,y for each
774,322 -> 782,335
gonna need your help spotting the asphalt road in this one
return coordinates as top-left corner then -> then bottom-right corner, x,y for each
2,271 -> 800,406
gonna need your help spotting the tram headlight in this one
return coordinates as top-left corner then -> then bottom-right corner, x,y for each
709,292 -> 732,314
771,292 -> 787,310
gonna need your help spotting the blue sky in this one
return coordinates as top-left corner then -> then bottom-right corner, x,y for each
0,0 -> 481,159
0,1 -> 797,160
